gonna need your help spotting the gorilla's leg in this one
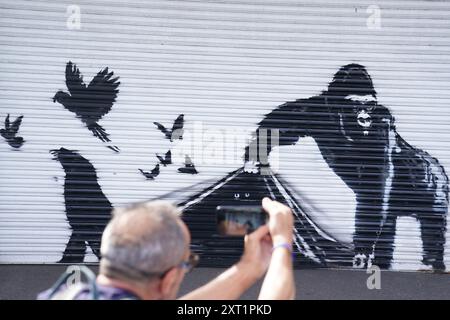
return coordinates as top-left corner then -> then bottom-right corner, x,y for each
353,192 -> 385,268
419,213 -> 446,271
373,213 -> 397,269
392,135 -> 448,271
59,230 -> 87,263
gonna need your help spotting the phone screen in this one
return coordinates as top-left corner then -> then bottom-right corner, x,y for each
216,205 -> 267,236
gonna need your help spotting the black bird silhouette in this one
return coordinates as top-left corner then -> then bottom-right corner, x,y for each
50,147 -> 112,263
154,114 -> 184,141
156,150 -> 172,166
139,164 -> 160,180
178,155 -> 198,174
53,61 -> 120,152
1,114 -> 25,148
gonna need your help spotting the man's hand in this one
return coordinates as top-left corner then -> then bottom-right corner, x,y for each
180,224 -> 272,300
239,225 -> 272,280
258,198 -> 296,300
262,197 -> 294,246
239,198 -> 294,281
180,198 -> 295,300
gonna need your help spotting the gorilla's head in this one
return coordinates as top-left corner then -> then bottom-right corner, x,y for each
326,64 -> 386,142
327,63 -> 376,98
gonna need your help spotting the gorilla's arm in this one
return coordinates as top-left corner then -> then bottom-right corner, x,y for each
244,97 -> 324,163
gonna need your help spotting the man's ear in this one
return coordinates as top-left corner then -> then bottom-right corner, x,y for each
158,267 -> 180,299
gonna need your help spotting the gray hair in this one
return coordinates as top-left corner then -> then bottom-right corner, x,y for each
99,201 -> 187,283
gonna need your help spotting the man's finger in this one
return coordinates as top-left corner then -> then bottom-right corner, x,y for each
262,197 -> 276,213
262,197 -> 291,216
262,197 -> 284,214
249,224 -> 269,240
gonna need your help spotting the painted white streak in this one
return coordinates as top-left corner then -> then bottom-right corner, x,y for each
380,121 -> 395,234
266,174 -> 322,263
339,114 -> 354,142
181,169 -> 241,210
262,175 -> 309,261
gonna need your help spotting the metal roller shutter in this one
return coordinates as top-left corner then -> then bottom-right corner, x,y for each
0,0 -> 449,272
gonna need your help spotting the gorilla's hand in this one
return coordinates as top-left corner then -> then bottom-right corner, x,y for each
352,252 -> 375,269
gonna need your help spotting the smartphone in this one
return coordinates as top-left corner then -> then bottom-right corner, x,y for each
216,205 -> 268,236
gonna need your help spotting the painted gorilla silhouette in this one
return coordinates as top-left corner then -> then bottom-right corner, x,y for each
245,64 -> 448,270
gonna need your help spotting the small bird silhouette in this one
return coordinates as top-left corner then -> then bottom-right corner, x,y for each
139,164 -> 160,180
1,114 -> 25,148
50,147 -> 112,263
154,114 -> 184,141
53,61 -> 120,152
178,155 -> 198,174
156,150 -> 172,166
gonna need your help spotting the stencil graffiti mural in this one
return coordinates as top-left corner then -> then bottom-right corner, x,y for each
50,147 -> 112,263
178,64 -> 449,271
1,61 -> 448,271
139,114 -> 188,180
53,62 -> 121,152
154,114 -> 184,142
1,114 -> 25,148
1,0 -> 450,277
178,155 -> 199,175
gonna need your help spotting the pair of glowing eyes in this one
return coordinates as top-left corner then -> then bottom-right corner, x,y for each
352,103 -> 376,113
234,193 -> 250,199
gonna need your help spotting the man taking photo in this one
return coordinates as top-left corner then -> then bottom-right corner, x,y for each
39,197 -> 295,300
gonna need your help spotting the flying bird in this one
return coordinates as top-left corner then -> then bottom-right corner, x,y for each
50,147 -> 112,263
153,114 -> 184,141
178,155 -> 198,174
1,114 -> 25,148
139,164 -> 160,180
53,61 -> 120,152
156,150 -> 172,166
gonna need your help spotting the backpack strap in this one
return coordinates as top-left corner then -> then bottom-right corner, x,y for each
46,266 -> 99,300
50,283 -> 89,300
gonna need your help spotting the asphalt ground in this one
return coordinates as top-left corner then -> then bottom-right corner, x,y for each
0,265 -> 449,300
